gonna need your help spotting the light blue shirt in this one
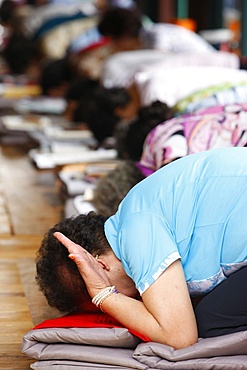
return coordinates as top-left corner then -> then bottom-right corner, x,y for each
105,147 -> 247,296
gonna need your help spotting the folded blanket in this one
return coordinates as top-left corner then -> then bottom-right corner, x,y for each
134,332 -> 247,369
22,312 -> 247,369
22,312 -> 146,370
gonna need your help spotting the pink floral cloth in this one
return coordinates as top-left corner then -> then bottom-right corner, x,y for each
139,103 -> 247,175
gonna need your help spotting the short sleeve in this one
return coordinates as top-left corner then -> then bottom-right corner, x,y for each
105,211 -> 181,295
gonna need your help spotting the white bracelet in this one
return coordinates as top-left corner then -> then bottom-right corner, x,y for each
92,286 -> 117,306
92,286 -> 118,307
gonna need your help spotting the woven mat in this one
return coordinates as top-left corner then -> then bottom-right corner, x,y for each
18,258 -> 61,326
0,184 -> 12,234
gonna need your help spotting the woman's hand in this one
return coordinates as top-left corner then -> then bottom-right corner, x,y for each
54,232 -> 198,348
54,231 -> 111,298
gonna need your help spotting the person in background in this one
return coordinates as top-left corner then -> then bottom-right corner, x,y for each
97,7 -> 215,54
92,160 -> 145,218
72,85 -> 131,144
1,33 -> 41,79
72,85 -> 175,150
63,76 -> 99,122
39,57 -> 73,96
66,1 -> 144,80
138,102 -> 247,175
119,100 -> 175,161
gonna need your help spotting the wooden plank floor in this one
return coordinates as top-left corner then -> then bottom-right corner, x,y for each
0,145 -> 63,369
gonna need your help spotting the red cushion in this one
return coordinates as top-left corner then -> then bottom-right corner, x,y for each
34,311 -> 150,342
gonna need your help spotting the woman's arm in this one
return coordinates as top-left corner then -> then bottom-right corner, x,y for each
54,232 -> 198,349
102,259 -> 198,348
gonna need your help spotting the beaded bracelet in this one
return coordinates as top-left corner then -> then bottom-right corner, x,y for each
92,286 -> 118,308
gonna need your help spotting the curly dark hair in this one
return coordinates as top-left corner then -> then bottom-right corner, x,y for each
40,57 -> 73,96
73,86 -> 131,143
2,34 -> 39,74
98,7 -> 142,39
125,100 -> 175,161
92,160 -> 145,217
0,0 -> 16,24
35,212 -> 109,313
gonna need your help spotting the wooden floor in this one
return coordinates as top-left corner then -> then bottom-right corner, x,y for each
0,145 -> 64,369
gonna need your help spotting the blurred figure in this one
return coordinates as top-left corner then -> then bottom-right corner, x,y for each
92,160 -> 145,217
98,7 -> 215,53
